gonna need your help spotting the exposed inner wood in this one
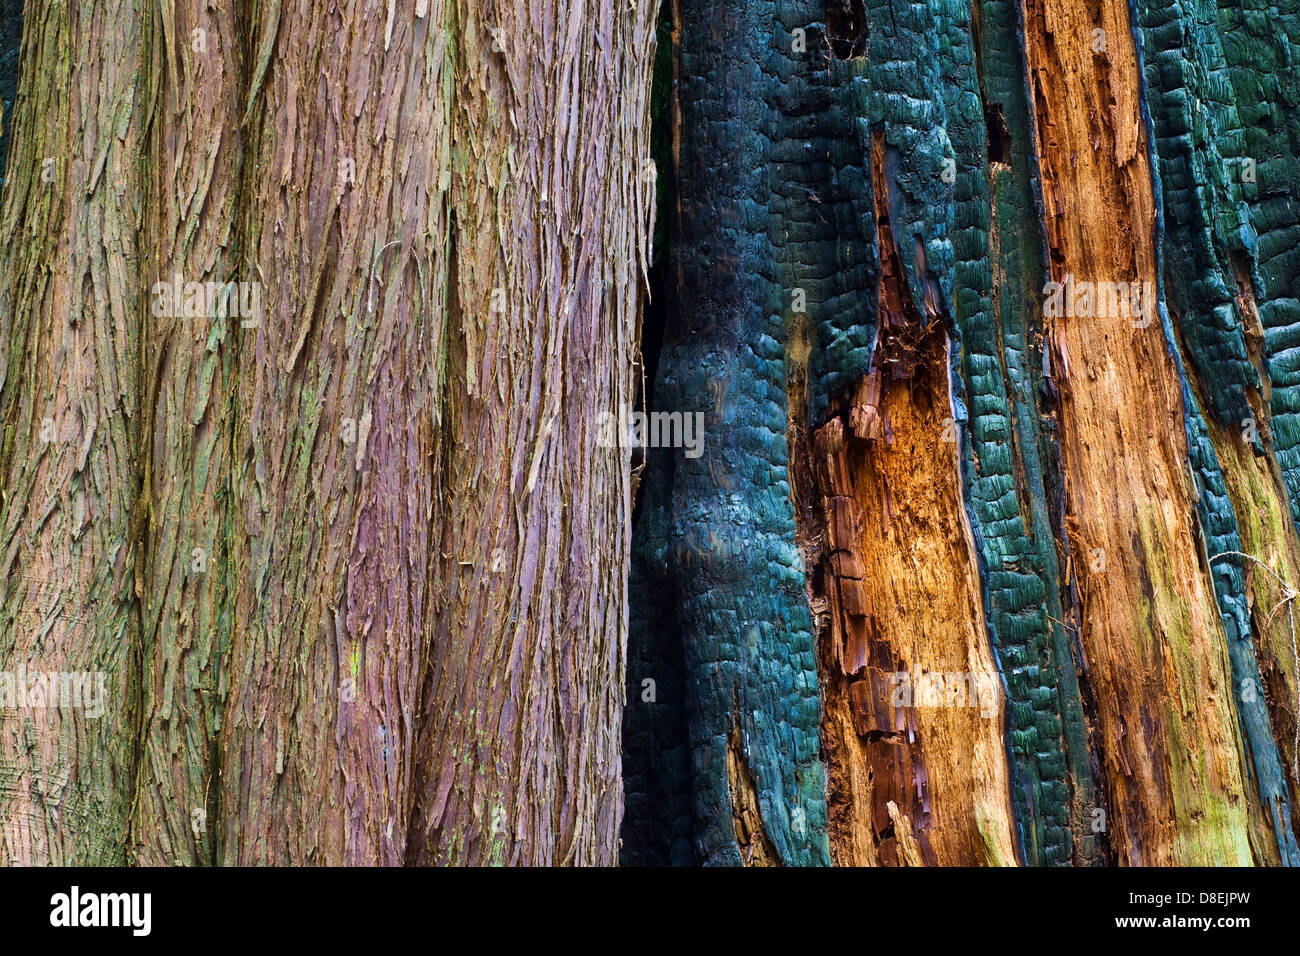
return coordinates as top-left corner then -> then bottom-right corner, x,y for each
726,717 -> 782,866
808,336 -> 1018,866
1022,0 -> 1263,863
798,137 -> 1019,863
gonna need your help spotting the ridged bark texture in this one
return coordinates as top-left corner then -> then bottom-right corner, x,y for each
0,0 -> 654,866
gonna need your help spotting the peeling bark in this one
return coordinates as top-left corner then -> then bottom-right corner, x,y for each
133,0 -> 244,867
0,0 -> 146,865
1,0 -> 654,867
406,0 -> 655,867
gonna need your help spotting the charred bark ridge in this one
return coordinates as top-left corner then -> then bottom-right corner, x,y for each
625,0 -> 835,868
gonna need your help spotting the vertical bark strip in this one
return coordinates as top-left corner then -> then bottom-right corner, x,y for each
941,0 -> 1099,865
406,0 -> 655,866
0,0 -> 146,865
2,0 -> 652,866
132,0 -> 244,866
624,0 -> 835,866
220,0 -> 451,865
968,0 -> 1102,865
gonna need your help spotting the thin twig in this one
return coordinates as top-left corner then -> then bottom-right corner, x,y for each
1210,550 -> 1300,784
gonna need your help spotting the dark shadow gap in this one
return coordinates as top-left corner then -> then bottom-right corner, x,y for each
826,0 -> 868,60
0,0 -> 24,188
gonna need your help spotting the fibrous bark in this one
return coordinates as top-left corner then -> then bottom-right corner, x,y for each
1,0 -> 654,867
0,0 -> 146,864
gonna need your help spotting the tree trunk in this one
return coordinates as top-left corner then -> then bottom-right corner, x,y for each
0,0 -> 654,866
3,0 -> 1300,869
0,0 -> 146,865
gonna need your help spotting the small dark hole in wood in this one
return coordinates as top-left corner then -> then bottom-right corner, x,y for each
985,103 -> 1011,166
826,0 -> 868,60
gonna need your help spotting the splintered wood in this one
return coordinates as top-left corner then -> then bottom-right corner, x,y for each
806,336 -> 1017,866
